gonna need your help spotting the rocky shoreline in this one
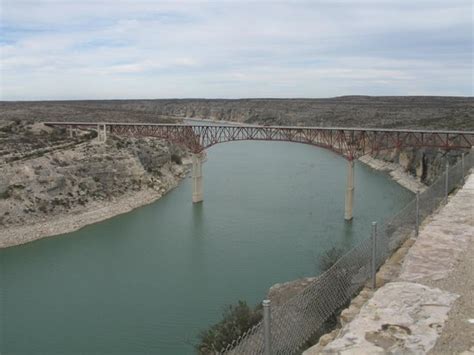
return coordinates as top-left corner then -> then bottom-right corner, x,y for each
0,120 -> 191,249
358,154 -> 426,193
0,164 -> 189,248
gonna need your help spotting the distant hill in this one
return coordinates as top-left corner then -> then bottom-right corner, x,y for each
1,96 -> 473,130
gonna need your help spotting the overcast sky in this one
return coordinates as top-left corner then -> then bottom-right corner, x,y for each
0,0 -> 472,100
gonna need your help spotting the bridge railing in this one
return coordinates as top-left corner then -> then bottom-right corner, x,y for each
219,151 -> 473,355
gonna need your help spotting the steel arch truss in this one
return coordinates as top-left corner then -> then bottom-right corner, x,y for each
45,122 -> 474,160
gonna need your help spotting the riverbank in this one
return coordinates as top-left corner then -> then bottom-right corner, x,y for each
0,160 -> 190,249
0,120 -> 191,249
359,154 -> 427,193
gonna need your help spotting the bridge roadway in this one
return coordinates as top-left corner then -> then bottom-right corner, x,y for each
45,121 -> 474,220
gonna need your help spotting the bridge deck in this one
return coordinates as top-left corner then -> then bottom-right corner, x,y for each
44,121 -> 474,159
44,121 -> 473,135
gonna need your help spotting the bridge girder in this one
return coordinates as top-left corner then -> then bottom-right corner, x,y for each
45,122 -> 474,161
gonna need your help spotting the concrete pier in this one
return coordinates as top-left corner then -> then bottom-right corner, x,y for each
96,124 -> 107,143
192,153 -> 203,203
344,159 -> 354,221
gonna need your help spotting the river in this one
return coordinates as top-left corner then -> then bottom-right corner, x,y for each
0,138 -> 413,354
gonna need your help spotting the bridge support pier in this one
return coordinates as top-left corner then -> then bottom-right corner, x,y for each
344,159 -> 354,221
192,153 -> 203,203
96,124 -> 107,143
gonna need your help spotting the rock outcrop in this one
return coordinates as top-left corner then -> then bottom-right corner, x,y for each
320,282 -> 459,354
0,120 -> 190,247
371,147 -> 468,185
267,277 -> 318,307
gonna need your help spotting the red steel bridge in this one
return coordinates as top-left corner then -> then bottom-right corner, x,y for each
45,122 -> 474,160
45,121 -> 474,220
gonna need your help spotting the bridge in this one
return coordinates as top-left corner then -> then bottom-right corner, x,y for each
45,121 -> 474,220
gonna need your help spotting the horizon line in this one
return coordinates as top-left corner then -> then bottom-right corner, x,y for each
1,95 -> 473,103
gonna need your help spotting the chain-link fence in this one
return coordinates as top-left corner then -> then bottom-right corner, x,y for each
220,151 -> 473,355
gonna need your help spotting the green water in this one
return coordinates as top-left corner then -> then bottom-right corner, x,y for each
0,141 -> 412,354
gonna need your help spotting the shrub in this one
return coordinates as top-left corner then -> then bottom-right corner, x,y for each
319,247 -> 346,272
196,300 -> 262,354
38,202 -> 48,213
170,153 -> 182,165
0,189 -> 11,199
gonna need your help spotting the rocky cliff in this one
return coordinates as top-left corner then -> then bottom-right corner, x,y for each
0,120 -> 189,246
371,147 -> 467,186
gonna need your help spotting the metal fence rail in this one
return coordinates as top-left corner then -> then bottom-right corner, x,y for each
221,151 -> 473,355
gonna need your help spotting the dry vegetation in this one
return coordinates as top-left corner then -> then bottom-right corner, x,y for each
1,96 -> 473,130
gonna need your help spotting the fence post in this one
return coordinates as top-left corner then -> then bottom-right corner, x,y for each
263,300 -> 272,355
445,160 -> 449,204
461,153 -> 465,184
371,222 -> 377,289
415,190 -> 420,237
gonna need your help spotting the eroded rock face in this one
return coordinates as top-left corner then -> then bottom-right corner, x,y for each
0,121 -> 189,229
372,147 -> 466,185
358,155 -> 427,192
267,277 -> 317,307
321,282 -> 458,354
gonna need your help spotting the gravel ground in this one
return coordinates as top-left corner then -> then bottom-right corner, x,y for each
427,179 -> 474,354
428,240 -> 474,354
399,172 -> 474,354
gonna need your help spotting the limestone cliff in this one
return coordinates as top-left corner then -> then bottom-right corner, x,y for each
0,120 -> 189,239
371,147 -> 466,185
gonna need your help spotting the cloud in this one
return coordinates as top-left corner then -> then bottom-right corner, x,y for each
0,0 -> 472,99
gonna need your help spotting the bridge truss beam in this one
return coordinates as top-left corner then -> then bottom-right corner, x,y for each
45,122 -> 474,219
46,122 -> 474,161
